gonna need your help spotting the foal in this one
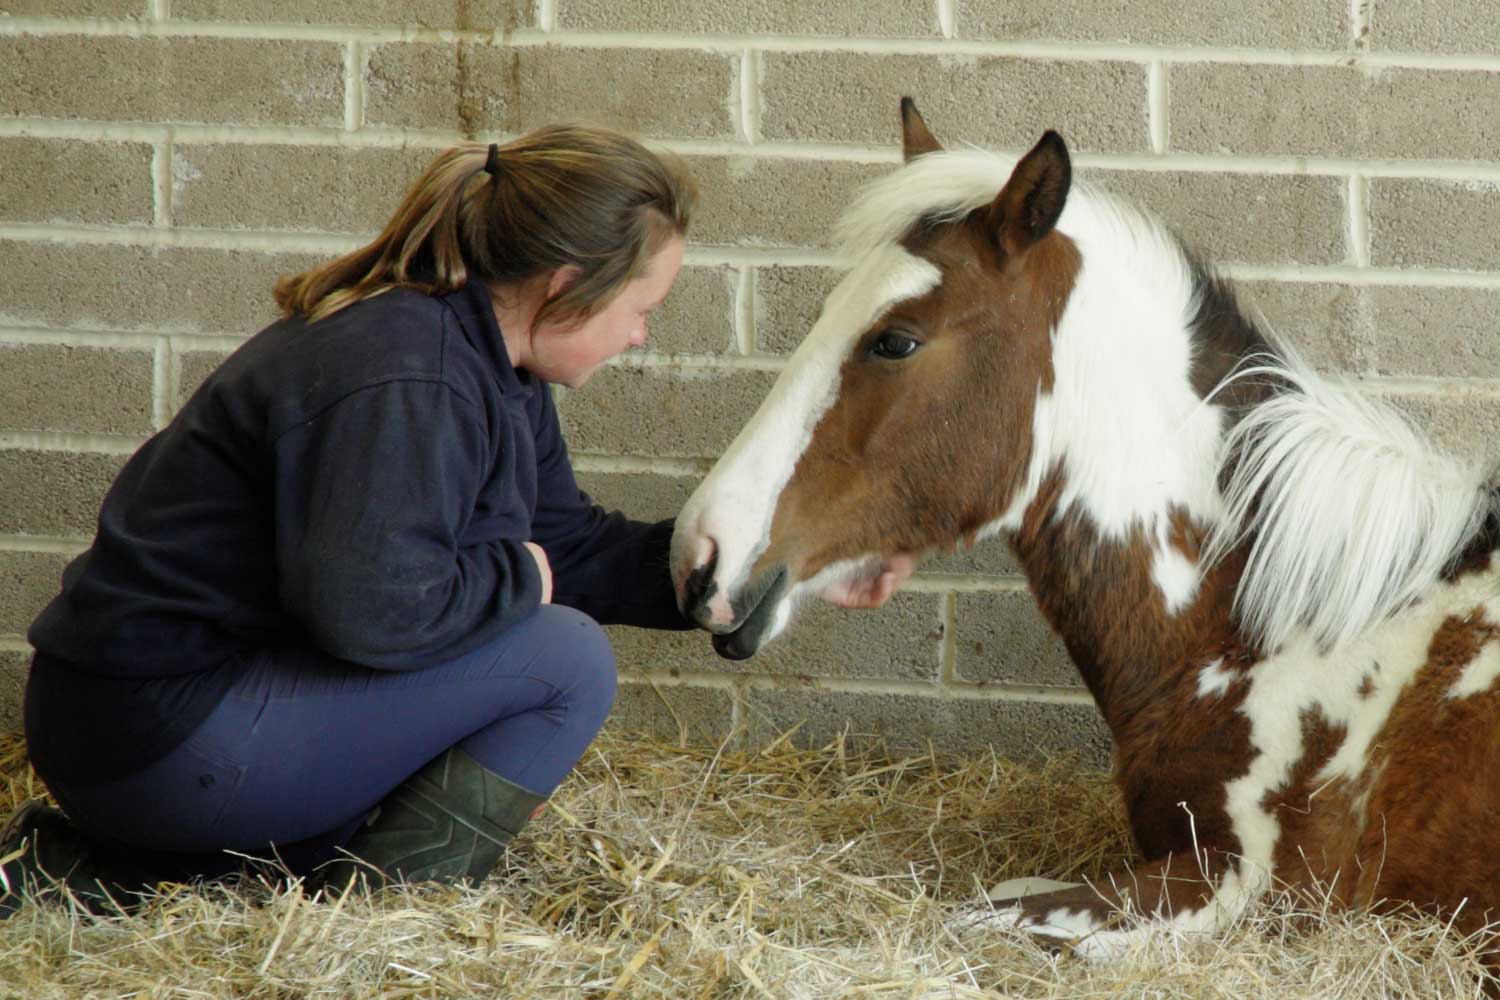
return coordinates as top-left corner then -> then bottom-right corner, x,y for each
671,99 -> 1500,955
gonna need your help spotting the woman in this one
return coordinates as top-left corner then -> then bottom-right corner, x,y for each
3,123 -> 701,907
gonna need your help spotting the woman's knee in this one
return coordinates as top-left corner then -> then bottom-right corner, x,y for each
532,605 -> 617,713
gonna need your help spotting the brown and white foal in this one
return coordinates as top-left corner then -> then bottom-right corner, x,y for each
670,99 -> 1500,957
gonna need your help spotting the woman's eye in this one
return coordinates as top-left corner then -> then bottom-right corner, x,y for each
870,331 -> 920,360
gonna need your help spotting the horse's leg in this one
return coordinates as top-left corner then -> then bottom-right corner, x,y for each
960,850 -> 1239,960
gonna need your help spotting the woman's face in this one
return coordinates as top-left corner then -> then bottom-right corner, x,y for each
531,235 -> 685,389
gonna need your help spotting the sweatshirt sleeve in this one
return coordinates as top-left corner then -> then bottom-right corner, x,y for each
528,387 -> 693,631
271,378 -> 544,668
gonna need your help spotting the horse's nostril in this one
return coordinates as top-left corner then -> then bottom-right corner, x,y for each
682,544 -> 719,613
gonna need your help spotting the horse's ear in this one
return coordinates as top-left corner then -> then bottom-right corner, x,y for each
900,97 -> 943,162
985,131 -> 1071,257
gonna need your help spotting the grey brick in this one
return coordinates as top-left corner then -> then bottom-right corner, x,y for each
1092,169 -> 1346,267
365,43 -> 736,139
754,265 -> 842,356
957,0 -> 1345,48
1170,64 -> 1500,162
611,592 -> 943,681
0,450 -> 127,538
177,348 -> 236,411
925,537 -> 1025,577
742,687 -> 1112,766
953,591 -> 1078,687
558,0 -> 937,37
173,0 -> 535,29
1234,280 -> 1367,374
0,343 -> 153,435
0,138 -> 153,226
573,470 -> 699,522
556,365 -> 777,459
0,650 -> 28,733
606,681 -> 736,747
0,242 -> 314,334
1369,178 -> 1500,271
1370,1 -> 1500,55
1381,391 -> 1500,469
171,144 -> 434,235
1367,285 -> 1500,379
689,156 -> 890,249
650,266 -> 736,357
761,52 -> 1147,154
0,35 -> 344,128
0,0 -> 140,13
0,550 -> 70,637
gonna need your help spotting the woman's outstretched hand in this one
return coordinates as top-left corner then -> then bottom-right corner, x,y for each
821,554 -> 916,609
524,542 -> 553,604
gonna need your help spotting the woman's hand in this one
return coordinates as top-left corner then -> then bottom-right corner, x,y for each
524,542 -> 553,604
821,554 -> 916,609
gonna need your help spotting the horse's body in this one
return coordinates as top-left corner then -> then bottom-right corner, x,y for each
669,100 -> 1500,953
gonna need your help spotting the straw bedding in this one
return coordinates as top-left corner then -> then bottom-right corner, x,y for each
0,723 -> 1490,999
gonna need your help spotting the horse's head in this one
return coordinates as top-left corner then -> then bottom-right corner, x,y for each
672,100 -> 1082,658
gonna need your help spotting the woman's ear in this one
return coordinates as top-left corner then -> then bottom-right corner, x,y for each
546,265 -> 582,300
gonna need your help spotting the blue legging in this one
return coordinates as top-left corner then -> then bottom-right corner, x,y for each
44,605 -> 616,875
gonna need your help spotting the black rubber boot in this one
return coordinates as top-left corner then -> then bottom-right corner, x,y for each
0,799 -> 173,917
319,747 -> 546,893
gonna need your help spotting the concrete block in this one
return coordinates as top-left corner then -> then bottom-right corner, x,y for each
0,241 -> 313,334
0,343 -> 153,435
0,650 -> 28,734
742,686 -> 1112,767
1092,168 -> 1346,267
606,680 -> 737,747
1170,64 -> 1500,162
1369,178 -> 1500,271
0,35 -> 344,128
1234,280 -> 1366,374
171,144 -> 434,235
952,591 -> 1078,687
572,470 -> 698,523
689,156 -> 890,249
649,265 -> 736,357
0,550 -> 71,637
956,0 -> 1344,48
0,450 -> 127,538
1370,1 -> 1500,55
556,365 -> 777,459
754,265 -> 842,356
1380,391 -> 1500,469
761,51 -> 1147,154
0,138 -> 153,226
1,0 -> 140,13
177,348 -> 236,411
364,43 -> 736,139
612,593 -> 943,682
1367,286 -> 1500,379
925,537 -> 1025,577
558,0 -> 937,37
173,0 -> 535,29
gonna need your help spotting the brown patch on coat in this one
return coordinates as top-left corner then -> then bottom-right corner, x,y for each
1347,608 -> 1500,936
1010,849 -> 1230,934
1264,709 -> 1362,902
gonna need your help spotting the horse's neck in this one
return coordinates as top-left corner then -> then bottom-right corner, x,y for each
1008,469 -> 1252,742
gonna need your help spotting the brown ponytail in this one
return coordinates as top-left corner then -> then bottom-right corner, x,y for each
273,123 -> 698,325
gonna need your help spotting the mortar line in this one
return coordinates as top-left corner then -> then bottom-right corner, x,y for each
1147,61 -> 1168,154
734,266 -> 756,355
538,0 -> 557,32
737,48 -> 760,144
0,536 -> 91,555
151,337 -> 172,430
343,41 -> 364,132
0,432 -> 146,455
936,0 -> 955,39
1346,174 -> 1371,267
938,591 -> 959,684
569,453 -> 711,476
620,669 -> 1097,706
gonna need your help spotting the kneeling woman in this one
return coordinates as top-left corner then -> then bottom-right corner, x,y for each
7,123 -> 697,905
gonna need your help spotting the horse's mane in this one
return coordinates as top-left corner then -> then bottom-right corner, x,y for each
838,147 -> 1500,652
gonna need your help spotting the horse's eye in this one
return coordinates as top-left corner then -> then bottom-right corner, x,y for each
870,331 -> 920,360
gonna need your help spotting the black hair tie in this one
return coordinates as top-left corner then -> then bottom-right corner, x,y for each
484,142 -> 500,176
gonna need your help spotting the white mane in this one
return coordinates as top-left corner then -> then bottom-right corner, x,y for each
836,147 -> 1499,651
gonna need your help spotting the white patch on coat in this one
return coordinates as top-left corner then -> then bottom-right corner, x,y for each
672,246 -> 940,621
1196,657 -> 1234,699
1153,541 -> 1201,615
1222,561 -> 1500,899
1449,636 -> 1500,700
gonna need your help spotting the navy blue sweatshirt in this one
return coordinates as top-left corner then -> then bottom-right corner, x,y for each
26,278 -> 690,783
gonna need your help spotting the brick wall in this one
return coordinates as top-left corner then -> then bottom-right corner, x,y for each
3,1 -> 1499,765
